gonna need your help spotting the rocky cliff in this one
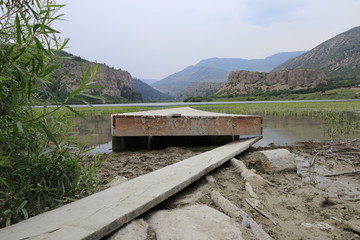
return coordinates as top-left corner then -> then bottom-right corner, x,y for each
215,69 -> 327,96
55,52 -> 142,103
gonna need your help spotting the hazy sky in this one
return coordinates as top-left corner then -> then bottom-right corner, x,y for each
55,0 -> 360,80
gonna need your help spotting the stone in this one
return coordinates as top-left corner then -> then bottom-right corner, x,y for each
244,149 -> 296,174
106,176 -> 128,188
105,219 -> 149,240
147,204 -> 243,240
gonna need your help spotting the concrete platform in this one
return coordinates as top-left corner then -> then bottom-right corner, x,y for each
112,107 -> 262,150
0,137 -> 261,240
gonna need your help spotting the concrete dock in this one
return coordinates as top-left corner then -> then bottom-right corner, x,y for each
111,107 -> 262,150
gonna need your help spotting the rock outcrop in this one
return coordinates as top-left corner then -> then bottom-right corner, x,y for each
54,51 -> 142,103
58,59 -> 142,102
215,69 -> 327,96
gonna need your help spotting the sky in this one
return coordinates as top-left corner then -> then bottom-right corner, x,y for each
54,0 -> 360,80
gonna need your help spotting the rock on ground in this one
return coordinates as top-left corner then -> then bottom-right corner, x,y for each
244,149 -> 296,173
104,219 -> 149,240
147,204 -> 243,240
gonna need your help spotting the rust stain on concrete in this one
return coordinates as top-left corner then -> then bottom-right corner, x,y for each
112,107 -> 262,137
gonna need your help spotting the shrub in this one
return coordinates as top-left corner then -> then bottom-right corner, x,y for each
0,0 -> 102,227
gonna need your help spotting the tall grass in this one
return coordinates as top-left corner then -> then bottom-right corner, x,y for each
192,101 -> 359,117
192,102 -> 360,139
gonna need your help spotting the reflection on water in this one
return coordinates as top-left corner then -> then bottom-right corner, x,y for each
72,115 -> 112,149
72,115 -> 360,153
255,116 -> 330,147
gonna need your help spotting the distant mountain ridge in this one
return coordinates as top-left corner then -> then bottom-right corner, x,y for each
274,26 -> 360,79
152,66 -> 229,96
197,51 -> 307,72
152,51 -> 306,97
132,78 -> 173,101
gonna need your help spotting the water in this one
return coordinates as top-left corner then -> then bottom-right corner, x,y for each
72,114 -> 359,153
34,99 -> 360,109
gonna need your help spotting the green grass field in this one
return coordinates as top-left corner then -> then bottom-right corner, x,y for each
68,101 -> 359,118
210,88 -> 360,102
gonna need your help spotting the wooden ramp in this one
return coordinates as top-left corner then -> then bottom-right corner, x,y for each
0,137 -> 261,240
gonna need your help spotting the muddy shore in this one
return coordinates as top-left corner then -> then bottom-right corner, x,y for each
97,140 -> 360,240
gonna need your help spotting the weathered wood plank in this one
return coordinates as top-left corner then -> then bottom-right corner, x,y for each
0,137 -> 261,240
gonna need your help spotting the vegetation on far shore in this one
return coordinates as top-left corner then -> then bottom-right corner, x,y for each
68,100 -> 359,117
184,87 -> 360,102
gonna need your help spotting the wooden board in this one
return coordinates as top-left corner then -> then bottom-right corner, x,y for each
0,137 -> 261,240
112,107 -> 262,137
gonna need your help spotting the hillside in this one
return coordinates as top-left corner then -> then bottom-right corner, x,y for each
152,51 -> 306,97
152,66 -> 228,96
140,78 -> 158,85
54,51 -> 143,103
177,82 -> 225,100
274,26 -> 360,79
215,69 -> 327,97
132,78 -> 173,101
197,51 -> 306,72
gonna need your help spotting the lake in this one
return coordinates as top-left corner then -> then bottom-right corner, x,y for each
72,114 -> 359,153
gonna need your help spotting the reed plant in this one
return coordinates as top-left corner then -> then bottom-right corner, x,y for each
0,0 -> 103,227
193,102 -> 360,139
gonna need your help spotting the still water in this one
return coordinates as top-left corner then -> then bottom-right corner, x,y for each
72,115 -> 359,153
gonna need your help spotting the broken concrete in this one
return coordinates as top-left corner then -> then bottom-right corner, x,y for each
244,149 -> 296,174
111,107 -> 262,150
104,219 -> 149,240
147,204 -> 243,240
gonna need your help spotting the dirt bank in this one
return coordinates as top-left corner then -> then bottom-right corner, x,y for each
98,140 -> 360,240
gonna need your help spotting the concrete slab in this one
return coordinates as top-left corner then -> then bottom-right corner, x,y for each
111,107 -> 262,150
112,107 -> 262,137
0,137 -> 261,240
147,204 -> 243,240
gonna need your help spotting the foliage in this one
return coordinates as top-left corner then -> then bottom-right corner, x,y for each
184,96 -> 213,102
0,0 -> 102,227
193,101 -> 360,139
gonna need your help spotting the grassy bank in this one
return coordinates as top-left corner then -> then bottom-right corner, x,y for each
70,101 -> 359,118
191,101 -> 360,117
187,88 -> 360,102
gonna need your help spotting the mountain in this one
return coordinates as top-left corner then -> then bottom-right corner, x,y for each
177,82 -> 225,100
215,69 -> 327,97
152,51 -> 306,97
56,51 -> 142,103
132,78 -> 173,101
140,78 -> 158,85
274,26 -> 360,79
197,51 -> 306,72
152,66 -> 229,96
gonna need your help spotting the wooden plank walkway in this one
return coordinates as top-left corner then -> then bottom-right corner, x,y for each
0,137 -> 261,240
